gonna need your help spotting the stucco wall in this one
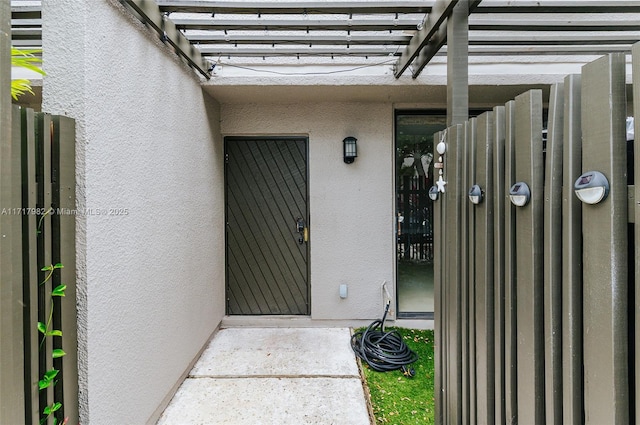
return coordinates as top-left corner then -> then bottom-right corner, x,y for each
221,102 -> 395,320
42,1 -> 225,423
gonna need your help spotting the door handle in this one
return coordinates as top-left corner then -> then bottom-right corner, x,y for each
296,218 -> 308,244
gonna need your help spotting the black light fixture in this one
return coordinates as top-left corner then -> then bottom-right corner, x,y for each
343,137 -> 357,164
468,184 -> 483,205
574,171 -> 609,204
509,182 -> 531,207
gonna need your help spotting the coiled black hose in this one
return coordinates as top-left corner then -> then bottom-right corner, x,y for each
351,302 -> 418,373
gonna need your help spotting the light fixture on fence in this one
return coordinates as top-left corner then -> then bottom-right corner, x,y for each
468,184 -> 483,205
343,137 -> 357,164
509,182 -> 531,207
574,171 -> 609,205
428,185 -> 439,201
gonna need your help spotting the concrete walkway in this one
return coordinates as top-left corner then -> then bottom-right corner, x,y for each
157,327 -> 372,425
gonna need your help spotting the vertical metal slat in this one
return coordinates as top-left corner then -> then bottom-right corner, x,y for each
434,130 -> 445,425
581,53 -> 629,425
492,105 -> 507,425
445,124 -> 464,425
633,41 -> 640,425
21,107 -> 40,425
52,116 -> 79,424
514,90 -> 545,424
561,74 -> 585,425
503,100 -> 518,425
474,111 -> 496,425
544,82 -> 565,425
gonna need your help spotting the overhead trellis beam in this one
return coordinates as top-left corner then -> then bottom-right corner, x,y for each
468,33 -> 640,46
393,0 -> 458,78
157,0 -> 432,15
198,45 -> 401,57
439,44 -> 635,55
187,33 -> 411,45
120,0 -> 211,79
474,0 -> 640,13
469,19 -> 640,32
173,18 -> 420,31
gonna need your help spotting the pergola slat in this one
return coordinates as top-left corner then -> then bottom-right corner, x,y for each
173,18 -> 420,31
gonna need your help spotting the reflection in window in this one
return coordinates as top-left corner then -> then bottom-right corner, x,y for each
395,112 -> 446,317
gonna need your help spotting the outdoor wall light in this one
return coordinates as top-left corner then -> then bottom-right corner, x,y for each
574,171 -> 609,205
343,137 -> 357,164
428,185 -> 439,201
509,182 -> 531,207
468,184 -> 483,205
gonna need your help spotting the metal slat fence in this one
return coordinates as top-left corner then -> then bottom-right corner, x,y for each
435,46 -> 640,425
1,106 -> 77,425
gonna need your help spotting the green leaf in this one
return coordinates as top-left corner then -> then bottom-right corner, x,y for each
41,265 -> 53,271
47,329 -> 63,337
52,349 -> 66,358
37,322 -> 47,334
44,369 -> 59,381
38,369 -> 59,390
38,378 -> 52,391
52,284 -> 66,297
43,402 -> 61,415
53,263 -> 64,269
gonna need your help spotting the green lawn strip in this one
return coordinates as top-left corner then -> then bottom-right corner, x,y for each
358,327 -> 435,424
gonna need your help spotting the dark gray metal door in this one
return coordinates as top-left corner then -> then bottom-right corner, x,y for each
225,137 -> 309,315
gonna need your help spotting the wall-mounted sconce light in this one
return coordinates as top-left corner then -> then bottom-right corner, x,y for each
574,171 -> 609,204
509,182 -> 531,207
468,184 -> 483,205
343,137 -> 357,164
428,185 -> 439,201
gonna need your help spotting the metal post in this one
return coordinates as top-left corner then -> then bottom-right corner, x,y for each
466,118 -> 478,424
434,130 -> 444,425
447,0 -> 468,127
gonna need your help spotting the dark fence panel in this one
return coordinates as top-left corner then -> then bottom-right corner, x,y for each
435,46 -> 639,425
1,106 -> 77,425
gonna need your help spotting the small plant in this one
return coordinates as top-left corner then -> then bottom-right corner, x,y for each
11,47 -> 45,100
37,209 -> 67,425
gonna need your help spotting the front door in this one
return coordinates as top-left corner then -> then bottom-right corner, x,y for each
225,137 -> 309,315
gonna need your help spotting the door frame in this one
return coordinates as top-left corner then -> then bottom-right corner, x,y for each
223,135 -> 311,315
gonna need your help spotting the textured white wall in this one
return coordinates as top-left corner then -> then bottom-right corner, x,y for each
221,102 -> 395,320
42,1 -> 225,423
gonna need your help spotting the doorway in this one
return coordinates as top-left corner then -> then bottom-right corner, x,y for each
225,137 -> 309,315
395,112 -> 447,318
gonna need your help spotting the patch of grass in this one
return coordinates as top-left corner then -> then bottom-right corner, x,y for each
358,327 -> 435,424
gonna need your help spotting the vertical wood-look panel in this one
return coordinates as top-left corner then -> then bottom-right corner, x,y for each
21,108 -> 39,425
461,123 -> 471,425
562,74 -> 584,425
474,112 -> 495,425
503,100 -> 518,425
445,124 -> 464,425
0,5 -> 25,416
434,130 -> 445,425
467,118 -> 478,425
544,83 -> 564,425
5,106 -> 26,423
35,113 -> 54,418
514,90 -> 545,425
581,53 -> 629,425
492,106 -> 507,425
633,42 -> 640,425
52,116 -> 79,424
